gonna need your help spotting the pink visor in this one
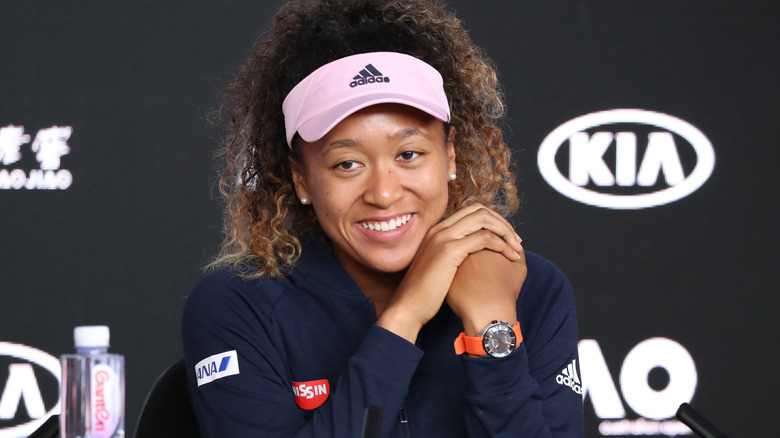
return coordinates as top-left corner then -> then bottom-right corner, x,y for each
282,52 -> 450,147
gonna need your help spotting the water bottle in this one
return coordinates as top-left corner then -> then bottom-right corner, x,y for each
60,325 -> 125,438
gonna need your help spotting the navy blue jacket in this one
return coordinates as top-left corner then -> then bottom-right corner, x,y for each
182,237 -> 584,437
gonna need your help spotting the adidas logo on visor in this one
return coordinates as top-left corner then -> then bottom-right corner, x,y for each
349,63 -> 390,88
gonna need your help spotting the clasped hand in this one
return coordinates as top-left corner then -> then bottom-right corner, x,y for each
378,203 -> 527,342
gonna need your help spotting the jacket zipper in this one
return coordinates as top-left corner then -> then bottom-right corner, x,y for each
369,297 -> 410,437
398,407 -> 410,437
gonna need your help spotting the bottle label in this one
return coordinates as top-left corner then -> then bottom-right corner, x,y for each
91,363 -> 121,438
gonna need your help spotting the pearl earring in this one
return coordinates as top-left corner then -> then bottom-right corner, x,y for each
300,197 -> 309,205
448,173 -> 457,181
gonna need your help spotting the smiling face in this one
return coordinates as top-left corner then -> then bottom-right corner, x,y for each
291,103 -> 456,277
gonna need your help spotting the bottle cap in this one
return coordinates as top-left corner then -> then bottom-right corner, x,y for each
74,325 -> 110,348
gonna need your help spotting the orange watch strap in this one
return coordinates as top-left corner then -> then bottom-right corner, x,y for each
453,321 -> 523,355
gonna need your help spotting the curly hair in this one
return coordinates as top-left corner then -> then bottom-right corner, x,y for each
210,0 -> 519,278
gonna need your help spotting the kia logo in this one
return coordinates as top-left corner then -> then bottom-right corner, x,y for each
538,109 -> 715,209
0,342 -> 61,438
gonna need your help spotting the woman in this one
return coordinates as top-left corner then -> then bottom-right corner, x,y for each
182,0 -> 583,436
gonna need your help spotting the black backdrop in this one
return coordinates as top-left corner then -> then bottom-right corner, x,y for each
1,1 -> 777,437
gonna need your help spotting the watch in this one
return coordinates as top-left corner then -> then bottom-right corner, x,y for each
453,320 -> 522,358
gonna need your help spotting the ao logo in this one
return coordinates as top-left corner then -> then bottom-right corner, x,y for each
579,338 -> 697,421
0,342 -> 61,438
538,109 -> 715,209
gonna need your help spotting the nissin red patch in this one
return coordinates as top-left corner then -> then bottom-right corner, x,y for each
291,379 -> 330,410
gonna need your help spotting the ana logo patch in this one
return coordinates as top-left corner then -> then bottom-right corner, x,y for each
291,379 -> 330,410
537,109 -> 715,209
195,350 -> 239,387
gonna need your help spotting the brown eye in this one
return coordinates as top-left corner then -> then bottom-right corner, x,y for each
336,161 -> 356,170
398,151 -> 421,161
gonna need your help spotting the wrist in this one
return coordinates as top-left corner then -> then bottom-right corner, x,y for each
462,309 -> 517,336
376,306 -> 424,344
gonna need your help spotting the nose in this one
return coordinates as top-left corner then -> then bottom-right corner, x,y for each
362,167 -> 403,208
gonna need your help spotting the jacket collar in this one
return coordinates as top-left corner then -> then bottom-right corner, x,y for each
289,235 -> 366,299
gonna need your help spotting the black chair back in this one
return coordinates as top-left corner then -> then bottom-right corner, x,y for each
134,359 -> 201,438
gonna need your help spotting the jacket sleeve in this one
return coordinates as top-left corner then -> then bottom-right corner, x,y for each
181,272 -> 423,438
461,254 -> 584,437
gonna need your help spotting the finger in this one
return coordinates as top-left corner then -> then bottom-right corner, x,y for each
431,204 -> 502,238
436,207 -> 523,253
476,206 -> 523,247
439,203 -> 522,249
434,202 -> 487,228
443,229 -> 523,264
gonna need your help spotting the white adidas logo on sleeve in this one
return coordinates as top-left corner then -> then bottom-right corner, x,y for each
556,359 -> 583,395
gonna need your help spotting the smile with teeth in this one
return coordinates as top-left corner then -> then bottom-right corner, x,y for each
360,214 -> 412,232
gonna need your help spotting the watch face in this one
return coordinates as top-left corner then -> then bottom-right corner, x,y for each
483,324 -> 517,358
